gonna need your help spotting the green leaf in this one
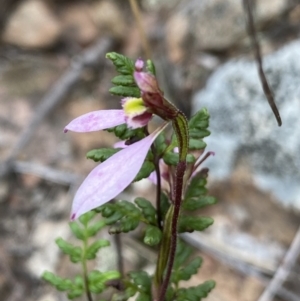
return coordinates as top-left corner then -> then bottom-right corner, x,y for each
174,240 -> 193,269
129,271 -> 151,293
112,75 -> 135,86
79,211 -> 96,226
106,52 -> 135,75
55,238 -> 82,263
185,176 -> 207,200
163,152 -> 196,166
183,196 -> 217,211
160,192 -> 170,219
106,124 -> 145,141
176,280 -> 216,301
85,239 -> 110,259
134,197 -> 156,225
136,293 -> 151,301
179,216 -> 214,233
109,216 -> 140,234
134,160 -> 155,182
101,201 -> 142,233
188,108 -> 210,131
86,220 -> 106,237
67,289 -> 84,300
98,203 -> 114,216
69,222 -> 85,240
109,86 -> 140,98
189,129 -> 211,139
104,210 -> 124,225
154,132 -> 167,155
42,272 -> 84,299
86,148 -> 119,162
144,225 -> 162,246
146,59 -> 156,75
176,257 -> 202,282
88,270 -> 120,294
42,271 -> 72,291
188,139 -> 207,150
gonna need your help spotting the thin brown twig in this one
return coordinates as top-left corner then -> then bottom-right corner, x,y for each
128,0 -> 152,59
257,225 -> 300,301
0,38 -> 113,178
182,232 -> 300,301
243,0 -> 282,127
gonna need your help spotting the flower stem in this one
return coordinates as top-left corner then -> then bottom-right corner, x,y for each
128,0 -> 152,59
158,112 -> 189,301
158,160 -> 186,301
82,233 -> 93,301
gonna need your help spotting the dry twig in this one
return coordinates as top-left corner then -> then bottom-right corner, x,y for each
243,0 -> 282,126
257,226 -> 300,301
0,37 -> 113,178
182,232 -> 300,301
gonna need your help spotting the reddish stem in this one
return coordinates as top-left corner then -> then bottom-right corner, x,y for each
158,160 -> 186,301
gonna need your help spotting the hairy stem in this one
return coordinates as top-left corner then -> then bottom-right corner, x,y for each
128,0 -> 152,59
158,112 -> 189,301
158,161 -> 186,301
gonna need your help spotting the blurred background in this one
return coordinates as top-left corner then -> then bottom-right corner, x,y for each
0,0 -> 300,300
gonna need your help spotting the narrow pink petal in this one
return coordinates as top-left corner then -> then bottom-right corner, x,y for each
113,141 -> 127,148
64,110 -> 125,133
71,124 -> 167,220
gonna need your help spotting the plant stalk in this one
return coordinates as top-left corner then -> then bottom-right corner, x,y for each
128,0 -> 152,59
82,233 -> 93,301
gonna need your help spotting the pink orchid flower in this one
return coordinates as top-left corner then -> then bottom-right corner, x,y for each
65,104 -> 166,219
65,74 -> 166,219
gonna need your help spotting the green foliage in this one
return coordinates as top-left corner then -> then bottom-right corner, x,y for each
86,148 -> 120,162
134,160 -> 155,182
134,197 -> 157,224
176,281 -> 216,301
129,271 -> 152,301
42,272 -> 84,299
106,52 -> 135,75
109,86 -> 140,98
188,108 -> 211,150
172,240 -> 203,284
183,196 -> 217,211
43,212 -> 113,300
88,270 -> 121,294
188,108 -> 210,131
144,225 -> 162,246
112,75 -> 136,86
160,192 -> 171,219
154,132 -> 168,155
85,239 -> 110,259
163,152 -> 196,166
183,174 -> 217,211
99,199 -> 161,245
106,52 -> 140,98
178,216 -> 214,233
146,59 -> 156,75
106,123 -> 145,141
55,238 -> 82,263
188,139 -> 207,150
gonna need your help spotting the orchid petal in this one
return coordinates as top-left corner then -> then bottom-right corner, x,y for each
64,110 -> 125,133
71,124 -> 167,220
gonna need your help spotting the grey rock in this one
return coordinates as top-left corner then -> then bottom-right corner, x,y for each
192,40 -> 300,209
176,0 -> 291,50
